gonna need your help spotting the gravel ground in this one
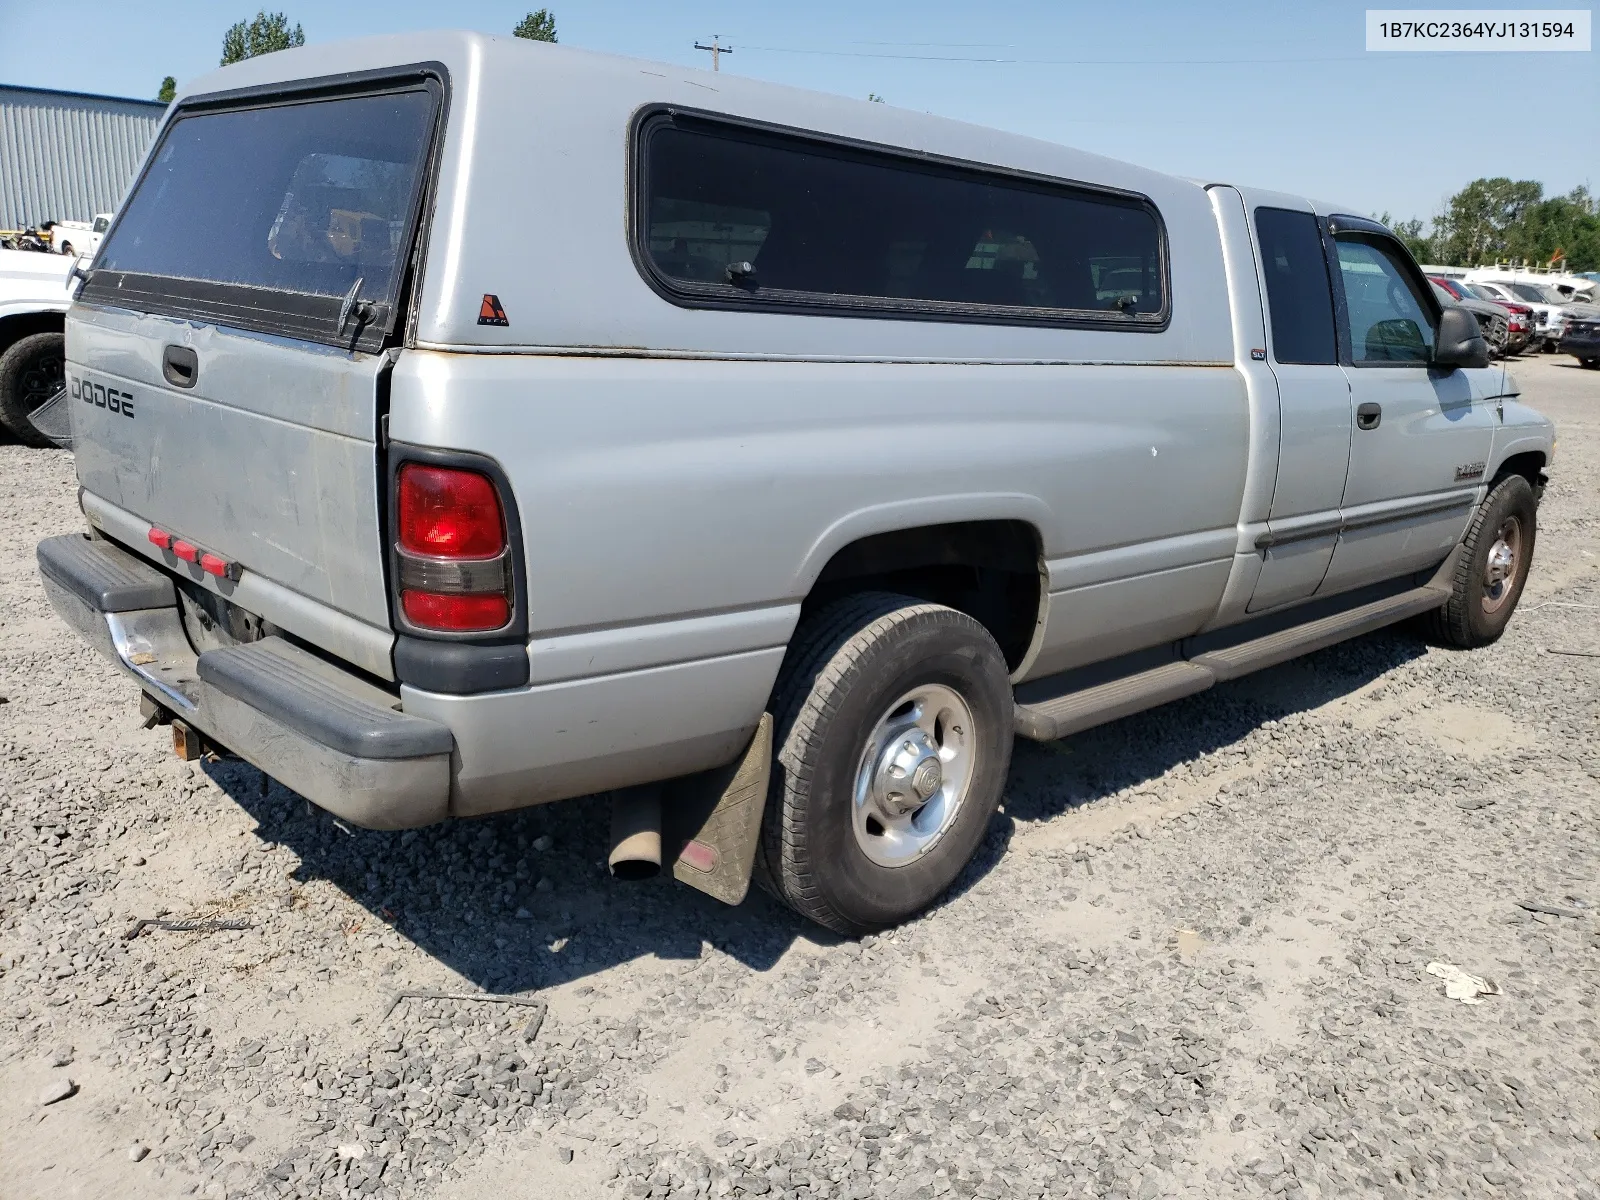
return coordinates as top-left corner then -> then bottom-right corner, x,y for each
1,354 -> 1596,1200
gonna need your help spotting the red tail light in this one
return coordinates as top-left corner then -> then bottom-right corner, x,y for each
398,465 -> 505,558
394,462 -> 513,634
402,590 -> 511,631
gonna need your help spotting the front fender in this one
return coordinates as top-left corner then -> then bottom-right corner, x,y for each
1491,398 -> 1556,474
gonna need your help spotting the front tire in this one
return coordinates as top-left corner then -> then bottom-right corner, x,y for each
757,593 -> 1014,935
1419,474 -> 1537,649
0,331 -> 65,447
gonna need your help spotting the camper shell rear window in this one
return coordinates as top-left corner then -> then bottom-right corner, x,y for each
633,108 -> 1170,331
81,66 -> 446,354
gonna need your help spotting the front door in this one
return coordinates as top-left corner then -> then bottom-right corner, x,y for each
1317,219 -> 1497,595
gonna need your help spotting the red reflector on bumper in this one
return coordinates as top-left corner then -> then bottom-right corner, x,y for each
199,553 -> 230,577
172,540 -> 198,563
148,527 -> 172,550
401,590 -> 510,632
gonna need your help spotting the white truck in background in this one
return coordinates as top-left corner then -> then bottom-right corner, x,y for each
49,214 -> 113,259
0,247 -> 73,445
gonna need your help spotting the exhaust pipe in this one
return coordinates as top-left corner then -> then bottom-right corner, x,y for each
608,785 -> 662,881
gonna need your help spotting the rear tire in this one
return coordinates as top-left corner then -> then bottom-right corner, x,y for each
1418,474 -> 1537,649
757,593 -> 1014,935
0,331 -> 65,447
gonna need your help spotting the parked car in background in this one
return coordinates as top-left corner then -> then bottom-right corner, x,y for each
1461,285 -> 1534,355
1471,280 -> 1571,351
0,246 -> 71,444
1429,279 -> 1510,357
1560,312 -> 1600,368
49,214 -> 113,259
1430,276 -> 1530,356
1466,268 -> 1596,305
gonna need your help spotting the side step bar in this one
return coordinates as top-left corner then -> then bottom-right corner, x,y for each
1014,661 -> 1213,741
1189,583 -> 1449,684
1014,582 -> 1449,742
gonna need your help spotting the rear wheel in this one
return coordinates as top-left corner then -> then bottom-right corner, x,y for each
1418,474 -> 1537,649
757,593 -> 1014,935
1581,357 -> 1600,370
0,331 -> 65,447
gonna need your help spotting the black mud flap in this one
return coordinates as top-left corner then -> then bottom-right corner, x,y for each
667,713 -> 772,906
28,386 -> 72,449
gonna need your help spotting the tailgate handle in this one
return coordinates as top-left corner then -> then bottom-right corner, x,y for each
1355,402 -> 1382,430
162,345 -> 198,389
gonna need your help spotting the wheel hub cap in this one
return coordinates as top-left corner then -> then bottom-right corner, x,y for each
873,730 -> 943,816
1484,540 -> 1514,586
852,683 -> 976,868
1481,516 -> 1522,614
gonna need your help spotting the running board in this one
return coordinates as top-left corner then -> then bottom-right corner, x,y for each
1013,583 -> 1448,741
1014,660 -> 1213,741
1188,583 -> 1448,683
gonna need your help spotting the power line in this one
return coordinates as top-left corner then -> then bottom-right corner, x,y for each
733,44 -> 1434,65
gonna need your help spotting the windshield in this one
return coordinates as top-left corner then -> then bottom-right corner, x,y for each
1463,283 -> 1500,302
1503,282 -> 1557,303
86,81 -> 439,350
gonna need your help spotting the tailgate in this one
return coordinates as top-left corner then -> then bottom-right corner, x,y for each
69,67 -> 445,647
69,308 -> 393,628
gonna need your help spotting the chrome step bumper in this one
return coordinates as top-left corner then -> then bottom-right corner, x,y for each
37,533 -> 453,829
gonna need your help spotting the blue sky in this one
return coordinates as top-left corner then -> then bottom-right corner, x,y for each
3,0 -> 1593,222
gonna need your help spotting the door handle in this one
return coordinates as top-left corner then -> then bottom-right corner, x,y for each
1355,402 -> 1382,430
162,345 -> 198,389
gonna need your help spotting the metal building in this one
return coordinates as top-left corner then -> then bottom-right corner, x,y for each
0,84 -> 165,229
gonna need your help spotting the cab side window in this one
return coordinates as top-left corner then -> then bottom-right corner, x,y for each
1253,207 -> 1337,365
1334,236 -> 1435,364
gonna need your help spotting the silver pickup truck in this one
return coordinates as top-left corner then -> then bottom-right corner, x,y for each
37,34 -> 1554,934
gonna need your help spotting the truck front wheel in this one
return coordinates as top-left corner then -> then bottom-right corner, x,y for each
1419,473 -> 1538,649
757,592 -> 1014,935
0,331 -> 65,447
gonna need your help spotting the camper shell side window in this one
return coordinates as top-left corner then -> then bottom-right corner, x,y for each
631,107 -> 1171,332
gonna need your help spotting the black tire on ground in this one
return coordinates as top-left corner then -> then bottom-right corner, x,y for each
1418,473 -> 1537,649
0,331 -> 66,447
1582,358 -> 1600,370
756,592 -> 1014,935
59,242 -> 74,257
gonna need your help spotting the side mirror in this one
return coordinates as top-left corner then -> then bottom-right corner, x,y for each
1434,305 -> 1489,370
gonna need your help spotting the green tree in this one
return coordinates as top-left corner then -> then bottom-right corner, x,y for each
1378,212 -> 1433,263
1433,177 -> 1543,266
1375,179 -> 1600,273
221,11 -> 305,66
1505,187 -> 1600,271
157,76 -> 176,103
867,93 -> 886,103
513,9 -> 557,42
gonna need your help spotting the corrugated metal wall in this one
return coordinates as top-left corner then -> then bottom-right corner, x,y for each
0,86 -> 164,229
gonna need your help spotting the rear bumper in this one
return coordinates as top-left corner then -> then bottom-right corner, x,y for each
1559,333 -> 1600,358
37,533 -> 453,829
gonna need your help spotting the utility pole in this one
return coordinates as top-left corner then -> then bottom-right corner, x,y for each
693,35 -> 732,71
